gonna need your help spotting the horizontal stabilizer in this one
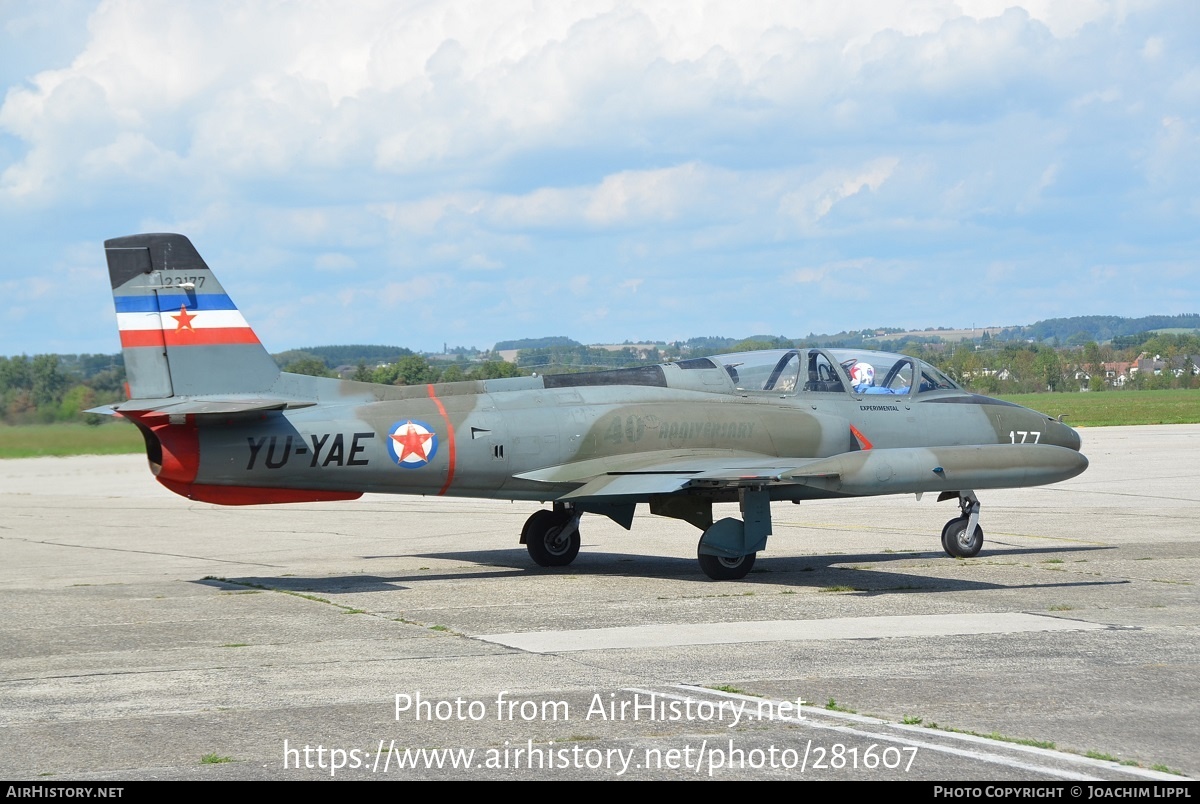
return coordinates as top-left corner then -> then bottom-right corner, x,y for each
95,397 -> 315,417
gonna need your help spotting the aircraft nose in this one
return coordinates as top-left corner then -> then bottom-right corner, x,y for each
1050,418 -> 1082,451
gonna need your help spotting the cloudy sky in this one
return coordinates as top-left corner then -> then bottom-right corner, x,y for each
1,0 -> 1197,356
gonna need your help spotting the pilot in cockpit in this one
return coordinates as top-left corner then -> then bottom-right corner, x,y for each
849,361 -> 875,392
847,358 -> 912,395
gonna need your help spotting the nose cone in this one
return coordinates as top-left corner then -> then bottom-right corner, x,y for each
1051,418 -> 1082,451
1020,402 -> 1083,451
1024,411 -> 1088,480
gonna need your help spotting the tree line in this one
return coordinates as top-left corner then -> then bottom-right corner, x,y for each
0,354 -> 125,425
278,355 -> 526,385
907,333 -> 1200,394
4,330 -> 1196,427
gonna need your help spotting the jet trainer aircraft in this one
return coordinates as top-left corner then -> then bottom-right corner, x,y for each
98,234 -> 1088,580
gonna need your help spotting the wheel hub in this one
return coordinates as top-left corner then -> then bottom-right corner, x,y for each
545,527 -> 570,555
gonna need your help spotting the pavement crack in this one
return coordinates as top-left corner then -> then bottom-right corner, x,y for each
0,535 -> 284,568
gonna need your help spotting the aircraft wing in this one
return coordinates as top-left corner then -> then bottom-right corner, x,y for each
516,444 -> 1088,501
515,448 -> 835,500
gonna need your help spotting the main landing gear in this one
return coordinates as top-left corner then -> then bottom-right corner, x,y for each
521,504 -> 581,567
696,550 -> 756,581
940,491 -> 984,558
693,488 -> 770,581
519,488 -> 984,578
520,490 -> 769,581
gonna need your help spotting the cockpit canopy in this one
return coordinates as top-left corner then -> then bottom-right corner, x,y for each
707,348 -> 960,396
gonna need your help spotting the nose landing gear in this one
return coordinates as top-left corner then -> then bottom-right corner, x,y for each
941,491 -> 983,558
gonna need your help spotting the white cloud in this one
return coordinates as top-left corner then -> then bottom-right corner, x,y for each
786,258 -> 876,288
778,158 -> 900,229
789,268 -> 827,284
1142,35 -> 1165,61
568,275 -> 591,296
314,252 -> 356,272
0,0 -> 1136,201
463,252 -> 502,270
1,0 -> 1196,353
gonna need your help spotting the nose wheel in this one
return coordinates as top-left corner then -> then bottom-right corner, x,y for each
522,508 -> 581,567
941,516 -> 983,557
941,492 -> 983,557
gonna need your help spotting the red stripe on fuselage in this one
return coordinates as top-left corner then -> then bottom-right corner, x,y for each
120,328 -> 261,348
850,424 -> 874,450
427,384 -> 457,495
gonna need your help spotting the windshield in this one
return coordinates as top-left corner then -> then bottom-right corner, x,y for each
828,349 -> 962,395
708,348 -> 962,396
709,349 -> 802,392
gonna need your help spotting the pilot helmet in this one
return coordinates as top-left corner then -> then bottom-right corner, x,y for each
851,362 -> 875,387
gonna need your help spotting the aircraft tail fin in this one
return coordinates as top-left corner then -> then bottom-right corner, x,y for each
106,233 -> 281,400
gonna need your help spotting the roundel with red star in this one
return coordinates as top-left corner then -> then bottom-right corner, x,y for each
386,419 -> 439,468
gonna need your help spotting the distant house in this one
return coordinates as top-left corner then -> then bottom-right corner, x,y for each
1101,361 -> 1133,387
1170,354 -> 1200,378
1135,352 -> 1166,376
960,368 -> 1001,379
594,343 -> 659,359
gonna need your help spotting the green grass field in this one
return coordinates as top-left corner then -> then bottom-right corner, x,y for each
997,389 -> 1200,427
0,422 -> 145,458
0,389 -> 1197,457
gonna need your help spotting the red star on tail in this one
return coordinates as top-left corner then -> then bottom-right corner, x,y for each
172,304 -> 196,332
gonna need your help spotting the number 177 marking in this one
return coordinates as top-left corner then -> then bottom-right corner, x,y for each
1009,430 -> 1041,444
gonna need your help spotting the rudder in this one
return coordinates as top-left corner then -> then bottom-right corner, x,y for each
106,233 -> 280,399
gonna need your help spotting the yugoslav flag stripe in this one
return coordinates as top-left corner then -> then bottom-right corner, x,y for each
116,310 -> 253,331
120,328 -> 261,347
114,294 -> 238,313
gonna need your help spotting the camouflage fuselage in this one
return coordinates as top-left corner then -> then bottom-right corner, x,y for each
138,356 -> 1081,507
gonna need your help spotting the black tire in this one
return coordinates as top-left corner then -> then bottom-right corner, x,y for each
697,550 -> 756,581
523,510 -> 581,567
941,516 -> 983,558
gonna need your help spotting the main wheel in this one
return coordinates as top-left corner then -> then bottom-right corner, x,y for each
523,509 -> 581,567
941,516 -> 983,558
697,550 -> 756,581
940,521 -> 956,557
